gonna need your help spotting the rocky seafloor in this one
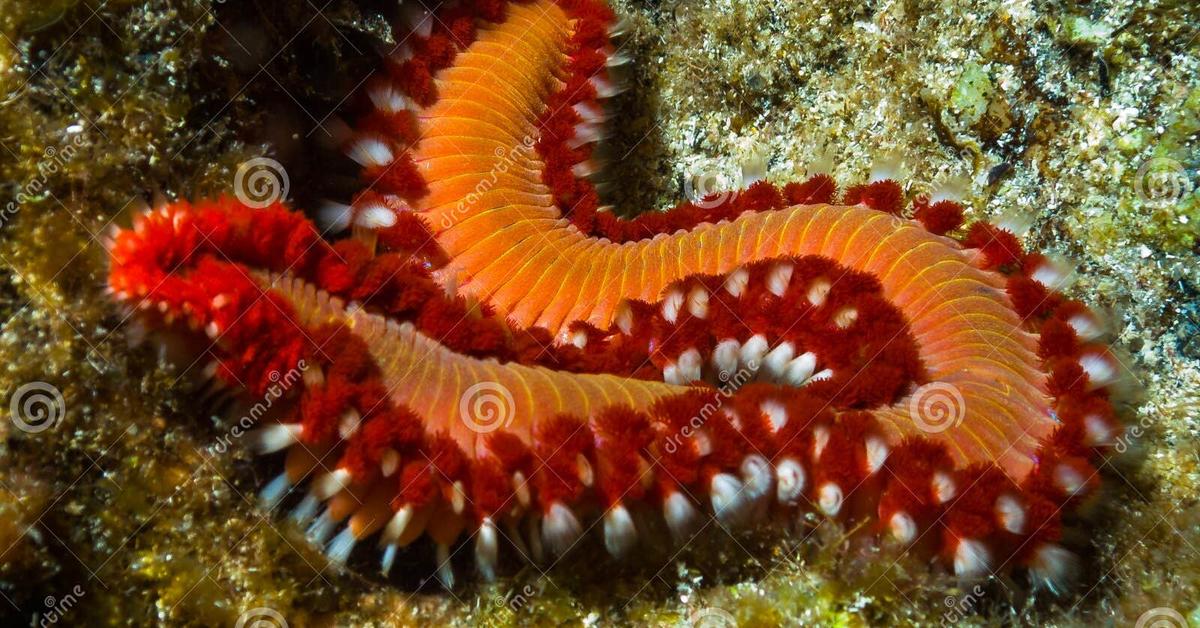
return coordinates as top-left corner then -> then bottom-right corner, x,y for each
0,0 -> 1197,625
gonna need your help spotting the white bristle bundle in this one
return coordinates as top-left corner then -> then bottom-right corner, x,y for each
767,263 -> 794,297
687,286 -> 709,319
996,494 -> 1026,534
603,504 -> 638,558
933,471 -> 956,503
807,279 -> 831,306
783,352 -> 818,386
724,267 -> 749,297
542,502 -> 583,556
761,400 -> 788,430
953,539 -> 992,578
890,511 -> 917,544
1054,464 -> 1087,496
313,468 -> 351,500
663,492 -> 700,542
865,436 -> 889,473
1068,313 -> 1104,340
247,423 -> 303,455
739,334 -> 769,371
368,81 -> 411,114
712,339 -> 741,378
355,204 -> 397,229
1080,353 -> 1118,388
710,473 -> 748,526
347,138 -> 394,168
818,482 -> 844,516
258,472 -> 292,511
1029,543 -> 1079,595
775,458 -> 806,504
326,527 -> 357,564
317,201 -> 354,233
475,518 -> 499,582
662,288 -> 684,323
740,454 -> 774,503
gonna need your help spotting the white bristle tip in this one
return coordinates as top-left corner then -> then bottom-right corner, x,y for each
326,527 -> 357,564
818,483 -> 844,516
953,539 -> 992,578
603,504 -> 638,558
710,473 -> 748,526
890,512 -> 917,544
247,423 -> 303,455
775,458 -> 806,504
542,502 -> 583,556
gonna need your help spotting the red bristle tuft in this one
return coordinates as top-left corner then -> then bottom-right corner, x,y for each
532,415 -> 593,507
470,458 -> 512,520
964,222 -> 1025,269
1007,275 -> 1056,322
1037,318 -> 1079,360
366,153 -> 429,200
912,197 -> 966,235
592,406 -> 653,505
396,460 -> 438,508
391,58 -> 437,106
784,173 -> 838,205
844,180 -> 905,214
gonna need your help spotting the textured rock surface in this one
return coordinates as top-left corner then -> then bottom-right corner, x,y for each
0,0 -> 1196,625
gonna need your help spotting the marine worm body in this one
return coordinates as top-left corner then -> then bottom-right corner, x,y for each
107,0 -> 1123,589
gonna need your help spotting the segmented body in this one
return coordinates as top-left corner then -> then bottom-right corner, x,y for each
107,0 -> 1123,588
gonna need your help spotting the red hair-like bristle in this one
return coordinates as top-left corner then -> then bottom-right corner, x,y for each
844,179 -> 905,214
912,197 -> 965,235
784,173 -> 838,205
366,153 -> 429,200
592,406 -> 653,505
964,222 -> 1025,269
532,415 -> 593,508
